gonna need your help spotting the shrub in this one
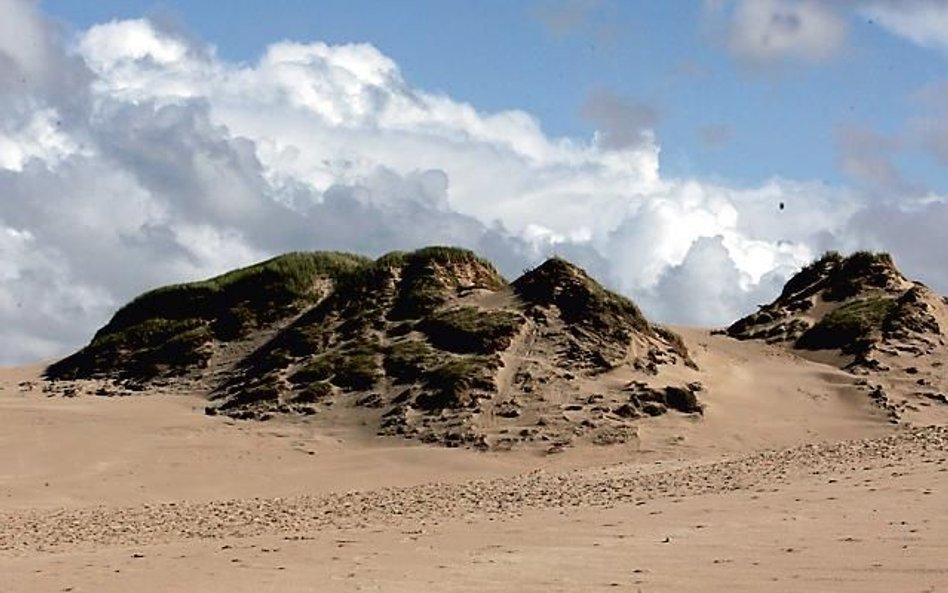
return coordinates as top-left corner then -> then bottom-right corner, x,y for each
384,340 -> 438,383
797,296 -> 896,351
418,307 -> 524,354
293,381 -> 333,403
333,353 -> 381,391
417,356 -> 494,410
289,356 -> 336,384
97,251 -> 370,341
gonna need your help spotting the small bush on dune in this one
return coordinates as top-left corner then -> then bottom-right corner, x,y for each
418,307 -> 524,354
384,340 -> 439,383
797,296 -> 897,351
417,356 -> 494,410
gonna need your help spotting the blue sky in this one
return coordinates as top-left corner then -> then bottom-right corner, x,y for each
44,0 -> 948,189
3,0 -> 948,362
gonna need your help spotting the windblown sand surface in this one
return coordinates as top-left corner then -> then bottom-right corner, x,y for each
3,331 -> 947,592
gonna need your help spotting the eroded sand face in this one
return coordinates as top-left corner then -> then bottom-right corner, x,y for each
2,330 -> 946,592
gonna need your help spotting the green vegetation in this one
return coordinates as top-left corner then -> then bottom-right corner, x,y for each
386,246 -> 506,320
47,251 -> 371,380
293,381 -> 333,403
824,251 -> 896,301
797,296 -> 897,351
288,346 -> 381,392
90,318 -> 205,350
377,246 -> 503,272
779,251 -> 843,299
847,250 -> 894,269
333,339 -> 383,390
514,257 -> 650,333
289,356 -> 335,385
101,251 -> 369,338
49,245 -> 693,429
417,356 -> 495,410
46,318 -> 214,380
418,307 -> 524,354
384,340 -> 439,383
332,352 -> 381,390
779,250 -> 896,302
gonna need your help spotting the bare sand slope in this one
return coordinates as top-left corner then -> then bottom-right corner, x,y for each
1,329 -> 945,592
605,327 -> 893,457
0,366 -> 534,511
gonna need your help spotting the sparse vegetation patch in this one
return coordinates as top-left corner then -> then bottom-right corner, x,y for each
417,356 -> 495,410
418,307 -> 524,354
797,296 -> 897,352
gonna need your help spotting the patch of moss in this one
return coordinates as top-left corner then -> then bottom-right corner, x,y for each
418,307 -> 524,354
797,296 -> 897,351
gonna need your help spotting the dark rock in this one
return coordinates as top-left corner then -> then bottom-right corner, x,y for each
495,401 -> 522,418
613,403 -> 640,418
664,386 -> 703,414
642,402 -> 666,417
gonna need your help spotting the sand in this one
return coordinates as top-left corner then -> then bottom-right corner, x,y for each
2,330 -> 947,592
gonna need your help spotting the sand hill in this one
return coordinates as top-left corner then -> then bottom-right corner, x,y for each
46,247 -> 701,451
727,250 -> 948,424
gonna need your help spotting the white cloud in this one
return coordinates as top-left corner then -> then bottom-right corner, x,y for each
0,3 -> 944,364
0,107 -> 80,170
862,0 -> 948,50
641,236 -> 791,327
716,0 -> 847,66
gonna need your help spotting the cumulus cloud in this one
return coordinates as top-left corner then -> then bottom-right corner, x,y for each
710,0 -> 847,67
0,1 -> 943,364
862,0 -> 948,50
641,236 -> 790,327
